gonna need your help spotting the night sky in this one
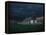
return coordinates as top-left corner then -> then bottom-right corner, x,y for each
8,3 -> 43,21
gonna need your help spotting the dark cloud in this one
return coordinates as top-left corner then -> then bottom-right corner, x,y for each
8,3 -> 43,21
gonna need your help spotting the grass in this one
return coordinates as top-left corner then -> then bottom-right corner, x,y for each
9,23 -> 44,33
